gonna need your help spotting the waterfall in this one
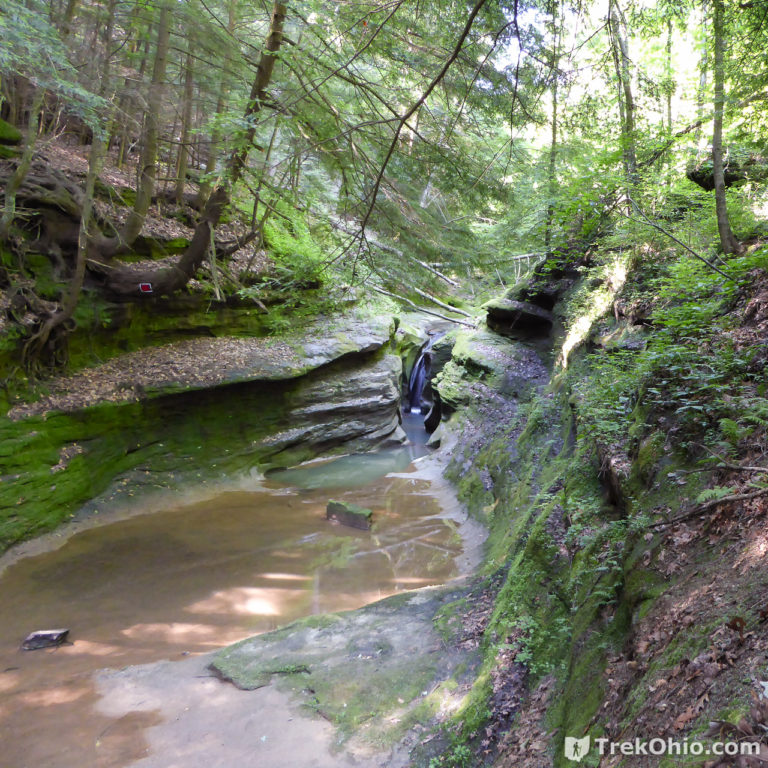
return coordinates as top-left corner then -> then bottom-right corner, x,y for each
407,335 -> 439,414
408,354 -> 429,413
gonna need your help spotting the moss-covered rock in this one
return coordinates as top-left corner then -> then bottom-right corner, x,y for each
0,118 -> 22,146
484,297 -> 554,337
687,148 -> 768,190
212,582 -> 481,747
9,309 -> 396,418
0,347 -> 404,551
435,328 -> 548,412
326,500 -> 373,530
394,320 -> 429,377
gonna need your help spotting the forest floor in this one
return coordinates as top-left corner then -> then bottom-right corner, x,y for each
495,492 -> 768,768
41,137 -> 270,273
5,135 -> 395,421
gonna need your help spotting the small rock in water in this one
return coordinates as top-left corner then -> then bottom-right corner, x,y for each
21,629 -> 70,651
326,500 -> 373,530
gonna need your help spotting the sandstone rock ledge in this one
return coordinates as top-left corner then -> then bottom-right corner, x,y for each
211,581 -> 482,760
9,311 -> 394,420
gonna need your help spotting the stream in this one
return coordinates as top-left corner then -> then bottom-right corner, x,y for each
0,413 -> 481,767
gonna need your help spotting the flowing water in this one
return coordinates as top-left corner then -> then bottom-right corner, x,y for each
0,415 -> 478,767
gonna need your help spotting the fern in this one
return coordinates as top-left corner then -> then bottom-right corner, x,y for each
695,486 -> 736,504
743,401 -> 768,429
719,417 -> 752,445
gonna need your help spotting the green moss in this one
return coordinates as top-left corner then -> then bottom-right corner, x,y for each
63,298 -> 272,372
622,564 -> 665,622
0,373 -> 306,551
436,327 -> 546,411
434,597 -> 470,643
631,430 -> 665,488
93,181 -> 136,208
394,320 -> 429,376
550,643 -> 608,768
0,118 -> 22,145
266,613 -> 345,640
295,655 -> 438,741
451,665 -> 493,738
429,246 -> 768,765
131,235 -> 191,259
434,352 -> 657,764
453,466 -> 493,520
434,361 -> 476,410
2,268 -> 356,384
24,252 -> 63,300
214,585 -> 479,751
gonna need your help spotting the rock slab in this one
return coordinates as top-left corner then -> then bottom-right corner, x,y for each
484,298 -> 553,335
9,309 -> 394,419
21,628 -> 69,651
211,582 -> 481,753
326,500 -> 373,530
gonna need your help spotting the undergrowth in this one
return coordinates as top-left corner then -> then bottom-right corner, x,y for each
574,244 -> 768,456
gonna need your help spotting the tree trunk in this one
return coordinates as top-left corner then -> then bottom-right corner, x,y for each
712,0 -> 740,254
60,0 -> 79,37
195,0 -> 238,209
175,47 -> 195,204
609,0 -> 637,189
114,30 -> 151,169
0,92 -> 44,241
545,0 -> 563,254
120,1 -> 171,245
102,2 -> 288,297
665,20 -> 673,137
195,87 -> 228,209
23,0 -> 116,368
664,17 -> 674,184
695,0 -> 709,150
545,77 -> 558,253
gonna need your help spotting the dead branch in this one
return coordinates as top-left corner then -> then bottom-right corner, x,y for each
620,196 -> 736,282
411,286 -> 472,318
330,218 -> 460,286
650,486 -> 768,530
371,286 -> 475,327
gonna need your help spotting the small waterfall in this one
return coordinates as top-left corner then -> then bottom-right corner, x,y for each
408,354 -> 429,413
407,335 -> 439,414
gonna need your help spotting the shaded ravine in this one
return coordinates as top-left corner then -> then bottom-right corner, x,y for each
0,435 -> 482,767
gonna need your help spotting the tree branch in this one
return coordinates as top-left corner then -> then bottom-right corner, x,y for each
371,286 -> 475,327
650,486 -> 768,530
619,196 -> 736,282
358,0 -> 490,239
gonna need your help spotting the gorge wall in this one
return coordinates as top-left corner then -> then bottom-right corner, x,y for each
420,254 -> 768,768
0,311 -> 409,550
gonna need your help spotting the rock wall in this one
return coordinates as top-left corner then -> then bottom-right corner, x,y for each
0,312 -> 404,551
424,261 -> 768,768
